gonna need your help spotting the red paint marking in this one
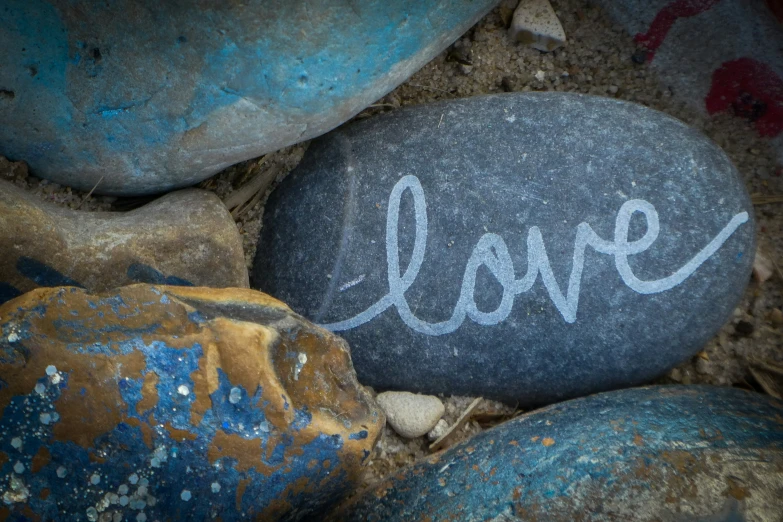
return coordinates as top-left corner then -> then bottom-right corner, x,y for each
706,58 -> 783,137
634,0 -> 722,60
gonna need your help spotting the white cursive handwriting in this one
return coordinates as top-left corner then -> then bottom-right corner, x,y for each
319,175 -> 749,335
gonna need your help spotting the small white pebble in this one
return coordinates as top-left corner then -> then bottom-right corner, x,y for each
50,373 -> 62,385
211,482 -> 221,493
13,462 -> 24,474
181,489 -> 191,501
90,473 -> 100,485
177,384 -> 190,396
56,466 -> 67,478
7,332 -> 19,343
118,484 -> 129,495
136,514 -> 147,522
39,413 -> 51,425
128,473 -> 139,484
86,507 -> 98,521
297,353 -> 307,364
34,383 -> 46,395
150,457 -> 160,468
229,387 -> 242,404
137,485 -> 148,496
119,495 -> 129,506
45,365 -> 57,376
11,437 -> 22,450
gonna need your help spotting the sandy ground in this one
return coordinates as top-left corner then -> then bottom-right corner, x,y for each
2,0 -> 782,489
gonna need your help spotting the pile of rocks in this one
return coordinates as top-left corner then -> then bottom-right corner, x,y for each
1,1 -> 782,520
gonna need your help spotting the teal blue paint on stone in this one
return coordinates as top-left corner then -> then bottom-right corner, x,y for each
333,386 -> 783,522
0,0 -> 500,195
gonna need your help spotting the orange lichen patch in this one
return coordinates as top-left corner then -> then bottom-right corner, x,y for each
0,289 -> 158,450
259,490 -> 298,522
207,430 -> 278,475
210,318 -> 279,396
188,319 -> 291,433
163,423 -> 198,442
509,440 -> 519,446
124,417 -> 154,448
542,438 -> 555,447
530,436 -> 540,443
162,285 -> 291,313
236,477 -> 251,512
49,350 -> 145,449
136,371 -> 159,415
31,446 -> 51,473
633,433 -> 644,446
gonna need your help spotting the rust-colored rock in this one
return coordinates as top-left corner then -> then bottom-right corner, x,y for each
0,179 -> 248,305
0,285 -> 383,521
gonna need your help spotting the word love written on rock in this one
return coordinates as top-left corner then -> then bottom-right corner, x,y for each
320,175 -> 749,334
253,93 -> 755,404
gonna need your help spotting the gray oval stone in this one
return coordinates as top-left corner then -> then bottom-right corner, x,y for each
253,93 -> 755,405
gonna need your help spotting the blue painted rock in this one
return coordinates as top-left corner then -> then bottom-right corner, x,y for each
253,93 -> 756,405
0,179 -> 248,306
332,386 -> 783,521
0,0 -> 500,195
0,285 -> 383,521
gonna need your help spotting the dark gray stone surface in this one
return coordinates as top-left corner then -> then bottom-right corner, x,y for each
253,93 -> 755,405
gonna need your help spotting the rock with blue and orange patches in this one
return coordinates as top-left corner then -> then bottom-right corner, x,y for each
332,386 -> 783,521
0,284 -> 383,521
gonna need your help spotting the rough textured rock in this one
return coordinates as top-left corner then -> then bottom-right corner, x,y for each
509,0 -> 566,51
332,386 -> 783,521
376,391 -> 445,439
0,0 -> 500,195
0,285 -> 383,521
0,179 -> 248,305
253,92 -> 755,405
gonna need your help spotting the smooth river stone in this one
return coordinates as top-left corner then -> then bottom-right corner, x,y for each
0,179 -> 248,305
0,0 -> 500,195
0,285 -> 383,521
331,386 -> 783,521
253,93 -> 755,405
